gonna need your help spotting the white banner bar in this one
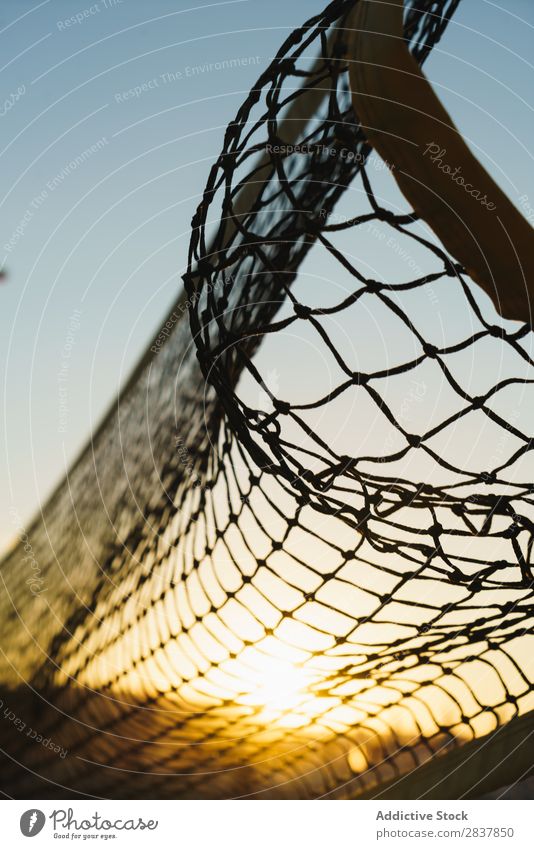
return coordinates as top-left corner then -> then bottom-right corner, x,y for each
3,799 -> 532,848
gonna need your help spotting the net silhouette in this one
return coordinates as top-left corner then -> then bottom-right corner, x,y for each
1,0 -> 533,800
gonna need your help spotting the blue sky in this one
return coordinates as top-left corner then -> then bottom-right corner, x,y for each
1,0 -> 533,550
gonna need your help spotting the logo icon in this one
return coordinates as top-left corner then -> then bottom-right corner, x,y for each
20,810 -> 46,837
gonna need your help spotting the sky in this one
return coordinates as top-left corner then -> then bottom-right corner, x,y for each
1,0 -> 533,551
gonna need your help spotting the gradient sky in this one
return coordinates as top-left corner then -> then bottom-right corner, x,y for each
1,0 -> 533,550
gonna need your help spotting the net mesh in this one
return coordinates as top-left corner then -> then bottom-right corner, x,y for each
1,0 -> 533,800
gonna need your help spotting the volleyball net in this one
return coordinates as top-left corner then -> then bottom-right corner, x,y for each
1,0 -> 533,799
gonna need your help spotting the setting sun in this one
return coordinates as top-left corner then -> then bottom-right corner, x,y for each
236,655 -> 315,712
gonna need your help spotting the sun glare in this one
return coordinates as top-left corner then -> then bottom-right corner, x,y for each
237,656 -> 315,712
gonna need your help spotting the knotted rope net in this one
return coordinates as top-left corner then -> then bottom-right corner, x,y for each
1,0 -> 533,800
